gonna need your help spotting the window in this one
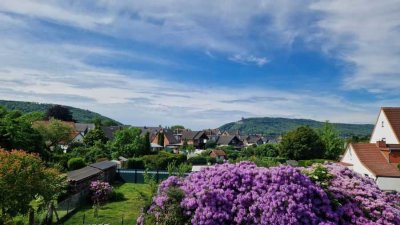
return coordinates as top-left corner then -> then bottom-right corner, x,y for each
382,121 -> 384,127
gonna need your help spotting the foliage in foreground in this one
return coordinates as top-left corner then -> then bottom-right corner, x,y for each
0,149 -> 66,222
139,162 -> 400,225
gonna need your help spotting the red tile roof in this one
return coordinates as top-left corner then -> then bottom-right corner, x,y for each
382,107 -> 400,142
350,143 -> 400,177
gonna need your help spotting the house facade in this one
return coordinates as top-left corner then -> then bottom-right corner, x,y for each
341,107 -> 400,191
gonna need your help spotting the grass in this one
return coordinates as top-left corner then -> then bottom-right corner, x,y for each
64,183 -> 150,225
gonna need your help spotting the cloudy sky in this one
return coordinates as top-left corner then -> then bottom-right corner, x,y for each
0,0 -> 399,129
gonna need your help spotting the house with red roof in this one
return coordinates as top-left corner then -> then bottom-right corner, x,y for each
341,107 -> 400,191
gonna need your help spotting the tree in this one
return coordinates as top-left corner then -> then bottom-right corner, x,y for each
46,105 -> 74,121
108,128 -> 147,158
205,140 -> 217,149
83,128 -> 108,146
279,126 -> 325,160
319,121 -> 345,160
157,133 -> 165,147
144,132 -> 151,155
171,125 -> 185,131
0,107 -> 44,154
0,149 -> 66,222
33,118 -> 73,151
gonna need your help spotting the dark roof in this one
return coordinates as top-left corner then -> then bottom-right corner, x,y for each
101,125 -> 129,139
382,107 -> 400,142
182,130 -> 206,140
163,129 -> 179,144
75,123 -> 95,133
133,126 -> 162,139
90,161 -> 118,170
247,135 -> 263,144
349,143 -> 400,177
67,166 -> 102,182
217,135 -> 239,145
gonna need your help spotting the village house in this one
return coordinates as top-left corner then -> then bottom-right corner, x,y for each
242,135 -> 264,146
181,130 -> 209,149
209,149 -> 227,160
216,135 -> 243,149
204,128 -> 222,142
151,128 -> 181,150
341,107 -> 400,191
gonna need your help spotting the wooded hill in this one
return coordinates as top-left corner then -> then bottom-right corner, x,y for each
219,117 -> 374,137
0,100 -> 121,125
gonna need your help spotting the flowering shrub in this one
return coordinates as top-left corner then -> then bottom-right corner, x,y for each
89,180 -> 113,205
138,162 -> 400,225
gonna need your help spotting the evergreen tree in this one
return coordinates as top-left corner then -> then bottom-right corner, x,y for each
319,121 -> 344,160
46,105 -> 74,121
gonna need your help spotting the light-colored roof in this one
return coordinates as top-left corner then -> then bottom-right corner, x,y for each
350,143 -> 400,177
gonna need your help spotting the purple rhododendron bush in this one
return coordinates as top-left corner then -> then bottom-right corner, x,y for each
137,162 -> 400,225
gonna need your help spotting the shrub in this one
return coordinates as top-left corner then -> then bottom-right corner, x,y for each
126,158 -> 145,169
398,163 -> 400,171
142,151 -> 187,170
139,162 -> 400,225
187,156 -> 208,165
67,157 -> 86,170
89,180 -> 113,205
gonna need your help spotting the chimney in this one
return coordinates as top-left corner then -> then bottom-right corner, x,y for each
376,140 -> 386,148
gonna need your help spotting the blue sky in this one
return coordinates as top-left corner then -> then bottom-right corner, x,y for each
0,1 -> 399,129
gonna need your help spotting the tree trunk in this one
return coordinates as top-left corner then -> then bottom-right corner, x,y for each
29,209 -> 35,225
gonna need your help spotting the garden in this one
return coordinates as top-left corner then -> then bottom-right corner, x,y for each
64,183 -> 150,225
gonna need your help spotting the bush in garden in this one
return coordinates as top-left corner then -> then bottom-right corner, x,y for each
126,157 -> 145,169
67,157 -> 86,170
89,180 -> 113,205
139,162 -> 400,225
187,156 -> 208,165
142,151 -> 187,170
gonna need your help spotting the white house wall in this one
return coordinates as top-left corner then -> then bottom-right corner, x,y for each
341,145 -> 376,178
376,177 -> 400,192
370,110 -> 399,144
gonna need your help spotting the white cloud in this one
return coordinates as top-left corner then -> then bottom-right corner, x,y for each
229,54 -> 269,66
309,0 -> 400,92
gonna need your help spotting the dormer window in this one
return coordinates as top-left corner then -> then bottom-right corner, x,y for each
381,121 -> 384,127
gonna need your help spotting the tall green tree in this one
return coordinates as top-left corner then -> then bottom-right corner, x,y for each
0,149 -> 66,222
46,105 -> 74,121
83,128 -> 108,146
0,107 -> 44,154
157,133 -> 165,147
108,127 -> 147,158
33,118 -> 73,151
144,132 -> 151,155
319,121 -> 344,160
279,126 -> 325,160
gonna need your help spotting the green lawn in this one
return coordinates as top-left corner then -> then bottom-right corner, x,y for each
64,183 -> 150,225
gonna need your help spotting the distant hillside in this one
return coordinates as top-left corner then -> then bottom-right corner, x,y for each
0,100 -> 121,125
219,117 -> 374,137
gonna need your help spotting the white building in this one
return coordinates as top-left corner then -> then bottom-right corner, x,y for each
341,107 -> 400,192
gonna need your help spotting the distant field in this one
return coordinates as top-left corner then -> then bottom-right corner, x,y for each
64,183 -> 149,225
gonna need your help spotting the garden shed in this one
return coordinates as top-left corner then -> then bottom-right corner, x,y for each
67,166 -> 103,193
89,160 -> 118,182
